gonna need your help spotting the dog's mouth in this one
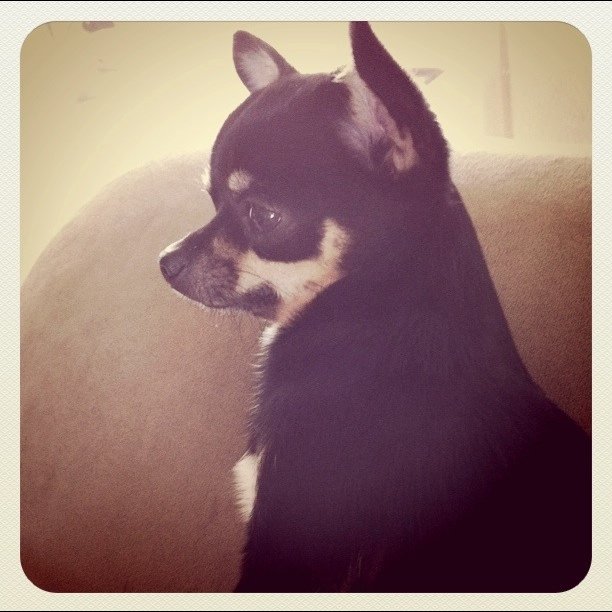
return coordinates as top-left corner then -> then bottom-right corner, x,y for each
164,265 -> 280,320
200,283 -> 279,320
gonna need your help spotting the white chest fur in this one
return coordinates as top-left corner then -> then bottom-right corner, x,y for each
232,325 -> 279,522
233,452 -> 262,522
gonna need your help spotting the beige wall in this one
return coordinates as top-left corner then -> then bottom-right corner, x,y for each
20,21 -> 591,282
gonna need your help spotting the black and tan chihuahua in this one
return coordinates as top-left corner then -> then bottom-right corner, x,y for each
159,22 -> 590,592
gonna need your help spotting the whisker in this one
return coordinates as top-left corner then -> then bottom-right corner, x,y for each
235,267 -> 269,284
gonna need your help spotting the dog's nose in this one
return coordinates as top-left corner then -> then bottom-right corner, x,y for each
159,251 -> 186,281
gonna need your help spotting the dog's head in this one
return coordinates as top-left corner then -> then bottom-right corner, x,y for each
159,22 -> 449,324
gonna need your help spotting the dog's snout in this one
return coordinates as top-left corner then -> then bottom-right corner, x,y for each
159,250 -> 187,281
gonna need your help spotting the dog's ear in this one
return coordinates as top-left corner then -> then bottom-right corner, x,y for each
343,22 -> 448,179
233,31 -> 296,93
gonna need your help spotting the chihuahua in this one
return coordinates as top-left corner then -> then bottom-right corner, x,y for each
159,22 -> 590,592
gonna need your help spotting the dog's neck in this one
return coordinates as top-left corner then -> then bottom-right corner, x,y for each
270,187 -> 529,393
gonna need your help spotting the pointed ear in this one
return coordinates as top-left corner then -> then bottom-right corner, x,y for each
233,31 -> 297,93
345,22 -> 448,179
337,69 -> 419,175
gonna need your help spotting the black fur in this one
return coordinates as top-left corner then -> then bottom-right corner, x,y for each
162,22 -> 591,592
236,23 -> 590,593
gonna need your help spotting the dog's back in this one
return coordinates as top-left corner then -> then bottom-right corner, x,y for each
237,202 -> 590,592
160,22 -> 591,592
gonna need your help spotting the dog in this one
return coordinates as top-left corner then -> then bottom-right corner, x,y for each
159,22 -> 591,592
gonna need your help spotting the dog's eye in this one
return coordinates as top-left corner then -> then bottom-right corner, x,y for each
248,203 -> 281,232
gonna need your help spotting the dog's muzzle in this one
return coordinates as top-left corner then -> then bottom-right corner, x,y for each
159,237 -> 189,281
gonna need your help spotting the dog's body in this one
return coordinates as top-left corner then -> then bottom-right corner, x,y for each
160,23 -> 590,592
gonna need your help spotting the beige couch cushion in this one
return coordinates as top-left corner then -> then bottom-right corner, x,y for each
20,151 -> 591,592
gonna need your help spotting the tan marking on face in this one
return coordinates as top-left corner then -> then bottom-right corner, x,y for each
339,70 -> 418,173
227,169 -> 253,194
212,236 -> 239,260
236,219 -> 350,325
